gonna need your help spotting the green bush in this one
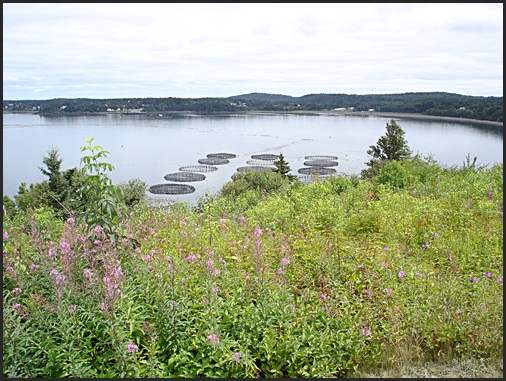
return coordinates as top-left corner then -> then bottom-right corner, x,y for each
219,169 -> 290,199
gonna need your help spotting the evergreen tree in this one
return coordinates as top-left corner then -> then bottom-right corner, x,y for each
273,153 -> 297,181
361,119 -> 411,178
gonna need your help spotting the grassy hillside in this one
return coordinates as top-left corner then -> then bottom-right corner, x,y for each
3,158 -> 503,377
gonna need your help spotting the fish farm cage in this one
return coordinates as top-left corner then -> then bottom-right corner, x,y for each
297,167 -> 337,175
246,159 -> 277,166
207,153 -> 237,159
198,157 -> 230,165
305,155 -> 339,161
178,165 -> 218,173
251,154 -> 279,161
149,183 -> 196,195
237,166 -> 275,173
303,159 -> 339,167
164,172 -> 206,182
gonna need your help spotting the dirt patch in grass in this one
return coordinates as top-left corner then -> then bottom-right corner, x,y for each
351,357 -> 503,378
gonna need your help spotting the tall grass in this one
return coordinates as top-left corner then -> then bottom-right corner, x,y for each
3,161 -> 503,377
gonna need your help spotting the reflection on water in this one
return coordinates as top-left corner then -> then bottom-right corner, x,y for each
3,112 -> 503,205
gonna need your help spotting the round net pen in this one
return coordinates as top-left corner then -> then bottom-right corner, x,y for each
251,154 -> 279,161
164,172 -> 206,182
207,152 -> 237,159
149,183 -> 196,195
303,159 -> 339,167
305,155 -> 339,161
298,174 -> 330,184
237,166 -> 275,173
179,164 -> 218,173
246,159 -> 276,166
198,157 -> 229,165
298,167 -> 337,175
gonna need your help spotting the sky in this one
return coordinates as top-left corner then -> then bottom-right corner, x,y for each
3,3 -> 503,100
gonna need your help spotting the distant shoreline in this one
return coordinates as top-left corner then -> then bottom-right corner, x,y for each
3,110 -> 503,127
243,110 -> 504,127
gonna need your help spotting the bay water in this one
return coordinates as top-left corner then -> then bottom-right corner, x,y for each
3,112 -> 503,205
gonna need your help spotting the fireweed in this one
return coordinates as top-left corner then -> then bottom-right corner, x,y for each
2,162 -> 503,377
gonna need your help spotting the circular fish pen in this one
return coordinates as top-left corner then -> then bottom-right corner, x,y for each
149,183 -> 196,195
251,154 -> 279,161
198,157 -> 230,165
237,166 -> 275,173
305,155 -> 339,161
303,159 -> 339,167
207,152 -> 237,159
298,167 -> 337,175
179,165 -> 218,173
164,172 -> 206,182
246,159 -> 276,166
297,174 -> 330,184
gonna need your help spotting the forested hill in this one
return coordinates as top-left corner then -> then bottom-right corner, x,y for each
3,91 -> 503,122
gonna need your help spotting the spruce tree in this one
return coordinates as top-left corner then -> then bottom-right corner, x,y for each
273,153 -> 296,181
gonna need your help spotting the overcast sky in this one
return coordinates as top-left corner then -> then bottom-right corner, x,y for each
3,3 -> 503,100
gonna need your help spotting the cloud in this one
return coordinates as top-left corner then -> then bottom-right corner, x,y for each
3,3 -> 503,99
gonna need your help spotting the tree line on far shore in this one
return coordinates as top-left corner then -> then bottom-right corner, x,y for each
3,91 -> 503,122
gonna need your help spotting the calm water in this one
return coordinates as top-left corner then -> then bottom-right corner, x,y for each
3,112 -> 503,205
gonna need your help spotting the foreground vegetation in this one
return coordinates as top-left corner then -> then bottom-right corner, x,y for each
3,122 -> 503,377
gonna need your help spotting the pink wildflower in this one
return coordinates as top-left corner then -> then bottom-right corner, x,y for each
142,254 -> 152,262
12,303 -> 21,310
84,269 -> 93,280
398,270 -> 406,278
281,258 -> 290,265
69,305 -> 77,314
127,342 -> 139,353
55,275 -> 66,284
361,328 -> 371,337
12,288 -> 22,295
232,352 -> 242,363
48,247 -> 57,257
253,227 -> 262,237
385,288 -> 393,295
208,333 -> 219,344
472,276 -> 480,282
